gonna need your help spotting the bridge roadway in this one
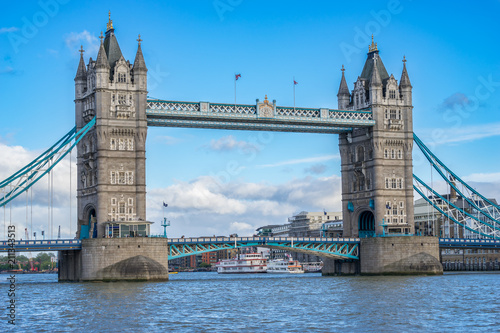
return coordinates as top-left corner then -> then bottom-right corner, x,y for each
146,99 -> 375,134
1,237 -> 499,259
0,237 -> 360,260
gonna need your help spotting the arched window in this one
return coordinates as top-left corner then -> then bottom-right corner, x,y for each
357,146 -> 364,162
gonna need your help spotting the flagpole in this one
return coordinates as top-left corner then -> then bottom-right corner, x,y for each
293,76 -> 296,111
234,75 -> 237,109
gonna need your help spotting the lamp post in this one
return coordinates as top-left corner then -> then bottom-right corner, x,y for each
161,218 -> 170,238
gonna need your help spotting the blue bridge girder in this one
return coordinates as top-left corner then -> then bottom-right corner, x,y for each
438,238 -> 500,249
166,236 -> 361,260
2,237 -> 498,257
146,99 -> 375,134
0,239 -> 82,252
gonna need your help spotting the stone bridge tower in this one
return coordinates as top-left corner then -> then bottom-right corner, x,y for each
338,37 -> 414,238
74,15 -> 148,239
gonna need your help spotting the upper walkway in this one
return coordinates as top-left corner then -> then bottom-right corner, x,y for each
146,99 -> 375,134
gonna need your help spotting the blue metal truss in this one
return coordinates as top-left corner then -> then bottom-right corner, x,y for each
414,134 -> 500,224
167,236 -> 360,260
0,118 -> 96,207
413,134 -> 500,239
146,99 -> 375,134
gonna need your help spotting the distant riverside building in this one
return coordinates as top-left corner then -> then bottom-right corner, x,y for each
288,211 -> 342,238
441,248 -> 500,271
288,211 -> 342,262
414,194 -> 499,239
321,220 -> 344,238
255,211 -> 343,261
256,224 -> 290,237
202,252 -> 218,266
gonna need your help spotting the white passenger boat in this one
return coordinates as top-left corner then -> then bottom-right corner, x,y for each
302,261 -> 323,273
216,253 -> 267,274
267,257 -> 304,274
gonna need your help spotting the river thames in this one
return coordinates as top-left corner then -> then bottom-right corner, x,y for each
2,272 -> 499,332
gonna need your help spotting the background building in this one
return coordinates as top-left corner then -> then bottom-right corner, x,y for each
414,194 -> 499,239
288,211 -> 342,262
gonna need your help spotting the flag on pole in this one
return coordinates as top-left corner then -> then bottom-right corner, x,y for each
234,74 -> 241,106
293,77 -> 297,109
163,202 -> 168,207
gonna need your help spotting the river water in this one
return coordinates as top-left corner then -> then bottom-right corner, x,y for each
2,272 -> 499,332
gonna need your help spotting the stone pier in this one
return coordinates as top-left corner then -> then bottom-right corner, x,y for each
323,236 -> 443,276
58,238 -> 169,282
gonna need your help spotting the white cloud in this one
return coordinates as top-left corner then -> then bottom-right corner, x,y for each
229,221 -> 255,235
463,172 -> 500,183
64,30 -> 99,56
208,135 -> 260,153
304,163 -> 327,174
155,135 -> 182,146
0,142 -> 77,240
0,27 -> 18,34
146,175 -> 342,237
418,122 -> 500,146
258,154 -> 339,168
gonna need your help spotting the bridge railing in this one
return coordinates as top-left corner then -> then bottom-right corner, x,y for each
439,238 -> 500,248
167,236 -> 361,243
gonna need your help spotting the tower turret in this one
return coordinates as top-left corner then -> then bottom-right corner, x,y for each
399,56 -> 412,105
132,34 -> 147,90
337,65 -> 350,109
75,45 -> 87,99
95,32 -> 110,89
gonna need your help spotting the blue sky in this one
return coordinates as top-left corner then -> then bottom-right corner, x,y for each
1,0 -> 500,238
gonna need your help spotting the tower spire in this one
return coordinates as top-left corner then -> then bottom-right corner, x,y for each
133,34 -> 147,72
75,45 -> 86,80
96,31 -> 110,69
400,55 -> 412,88
337,65 -> 349,96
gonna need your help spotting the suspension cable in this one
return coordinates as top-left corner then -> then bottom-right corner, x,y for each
70,150 -> 72,239
51,158 -> 54,239
30,185 -> 33,241
47,160 -> 50,240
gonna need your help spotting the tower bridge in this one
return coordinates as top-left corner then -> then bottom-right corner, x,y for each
2,16 -> 498,281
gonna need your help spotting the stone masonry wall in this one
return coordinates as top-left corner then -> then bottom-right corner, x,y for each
360,236 -> 442,275
79,238 -> 169,281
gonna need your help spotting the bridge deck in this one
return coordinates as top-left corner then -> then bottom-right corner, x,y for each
1,237 -> 497,256
146,99 -> 375,133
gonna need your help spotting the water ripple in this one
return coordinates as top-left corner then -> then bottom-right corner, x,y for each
1,272 -> 498,332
